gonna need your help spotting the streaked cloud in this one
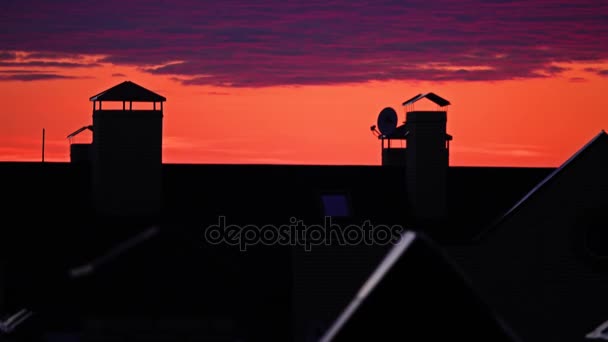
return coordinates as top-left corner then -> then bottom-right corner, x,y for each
0,73 -> 83,81
0,61 -> 100,68
0,50 -> 102,81
0,51 -> 17,60
453,144 -> 544,158
1,0 -> 607,86
0,70 -> 45,74
569,77 -> 587,82
163,135 -> 293,163
206,91 -> 231,96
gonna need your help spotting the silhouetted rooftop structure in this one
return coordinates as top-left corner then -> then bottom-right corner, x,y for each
66,125 -> 92,140
0,163 -> 554,341
402,92 -> 450,107
3,131 -> 607,341
486,129 -> 607,232
450,130 -> 608,342
89,81 -> 166,102
1,82 -> 607,341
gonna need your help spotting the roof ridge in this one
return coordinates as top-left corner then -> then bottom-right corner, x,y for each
402,92 -> 450,107
473,130 -> 607,241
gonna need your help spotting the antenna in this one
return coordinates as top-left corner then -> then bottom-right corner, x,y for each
42,128 -> 45,163
377,107 -> 398,136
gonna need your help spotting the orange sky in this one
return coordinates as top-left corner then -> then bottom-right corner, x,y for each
1,60 -> 607,167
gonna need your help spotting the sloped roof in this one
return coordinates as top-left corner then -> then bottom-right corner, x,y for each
89,81 -> 166,102
66,125 -> 93,139
477,130 -> 608,239
402,92 -> 450,107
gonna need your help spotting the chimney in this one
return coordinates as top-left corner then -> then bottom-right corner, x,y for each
402,93 -> 452,224
67,125 -> 94,164
89,81 -> 166,218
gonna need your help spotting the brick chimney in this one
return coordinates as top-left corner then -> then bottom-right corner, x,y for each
402,93 -> 452,224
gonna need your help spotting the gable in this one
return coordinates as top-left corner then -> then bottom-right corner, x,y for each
479,130 -> 608,239
463,130 -> 608,342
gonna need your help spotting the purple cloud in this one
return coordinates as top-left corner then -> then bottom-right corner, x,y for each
598,70 -> 608,76
0,61 -> 100,68
0,73 -> 82,81
1,0 -> 607,86
112,73 -> 127,77
0,70 -> 45,74
0,51 -> 17,60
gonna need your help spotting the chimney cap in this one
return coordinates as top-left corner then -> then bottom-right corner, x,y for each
402,92 -> 450,107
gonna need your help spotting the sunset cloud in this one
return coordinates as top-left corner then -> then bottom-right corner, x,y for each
0,51 -> 17,60
0,50 -> 103,81
0,61 -> 100,68
0,73 -> 82,81
569,77 -> 587,83
1,0 -> 607,86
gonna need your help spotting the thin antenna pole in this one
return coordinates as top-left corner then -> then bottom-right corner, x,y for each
42,128 -> 45,163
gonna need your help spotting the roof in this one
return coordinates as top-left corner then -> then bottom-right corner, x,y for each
319,232 -> 521,342
402,92 -> 450,107
0,162 -> 553,242
477,130 -> 608,239
89,81 -> 166,102
66,125 -> 93,139
0,162 -> 555,340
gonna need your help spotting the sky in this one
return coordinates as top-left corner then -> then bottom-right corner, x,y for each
1,0 -> 607,166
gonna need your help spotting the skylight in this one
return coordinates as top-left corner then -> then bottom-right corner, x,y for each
321,193 -> 351,217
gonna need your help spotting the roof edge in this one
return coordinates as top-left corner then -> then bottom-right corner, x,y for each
474,130 -> 608,241
402,92 -> 450,107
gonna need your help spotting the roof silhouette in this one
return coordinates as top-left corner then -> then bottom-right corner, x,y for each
89,81 -> 166,102
450,130 -> 608,342
0,162 -> 560,341
478,129 -> 608,239
66,125 -> 93,139
402,92 -> 450,107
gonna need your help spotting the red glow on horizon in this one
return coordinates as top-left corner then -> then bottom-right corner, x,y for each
1,60 -> 607,167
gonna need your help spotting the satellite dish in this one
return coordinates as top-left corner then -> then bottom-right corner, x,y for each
377,107 -> 398,136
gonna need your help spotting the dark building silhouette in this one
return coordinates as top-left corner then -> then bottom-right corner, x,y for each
446,130 -> 608,342
374,93 -> 452,223
67,125 -> 93,164
68,81 -> 165,218
403,93 -> 451,223
318,232 -> 520,342
1,82 -> 607,342
375,106 -> 407,166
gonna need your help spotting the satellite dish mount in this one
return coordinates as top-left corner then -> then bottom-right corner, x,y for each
370,107 -> 408,166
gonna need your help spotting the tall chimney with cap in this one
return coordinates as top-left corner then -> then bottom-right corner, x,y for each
402,93 -> 452,224
89,81 -> 165,218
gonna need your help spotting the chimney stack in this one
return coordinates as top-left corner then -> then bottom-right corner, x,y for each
402,93 -> 452,224
88,81 -> 166,218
